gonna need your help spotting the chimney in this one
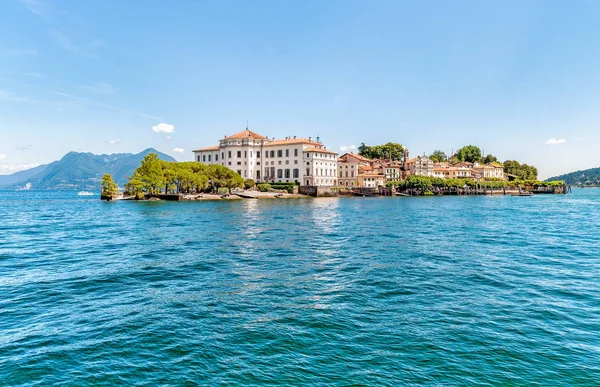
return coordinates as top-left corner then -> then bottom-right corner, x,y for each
294,135 -> 296,139
309,136 -> 312,142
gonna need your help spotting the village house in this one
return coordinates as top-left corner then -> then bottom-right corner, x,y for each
338,153 -> 371,187
473,162 -> 505,180
193,128 -> 338,186
404,153 -> 434,178
358,165 -> 385,188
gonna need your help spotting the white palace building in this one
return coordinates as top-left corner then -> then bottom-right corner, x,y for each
192,128 -> 338,186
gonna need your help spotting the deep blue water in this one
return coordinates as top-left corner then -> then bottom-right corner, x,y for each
1,189 -> 599,385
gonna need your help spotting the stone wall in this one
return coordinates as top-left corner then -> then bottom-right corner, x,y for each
298,186 -> 339,197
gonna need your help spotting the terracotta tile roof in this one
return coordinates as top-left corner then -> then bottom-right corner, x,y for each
340,153 -> 371,162
224,129 -> 269,140
193,145 -> 219,152
303,146 -> 338,155
358,165 -> 373,172
263,138 -> 316,146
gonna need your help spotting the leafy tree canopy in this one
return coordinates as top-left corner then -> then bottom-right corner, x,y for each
454,145 -> 482,163
429,150 -> 448,163
101,173 -> 118,200
358,142 -> 404,161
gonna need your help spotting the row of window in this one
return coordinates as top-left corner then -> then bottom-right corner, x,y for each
264,168 -> 300,179
339,171 -> 356,178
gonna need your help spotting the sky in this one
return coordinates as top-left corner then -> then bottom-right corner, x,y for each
1,0 -> 600,179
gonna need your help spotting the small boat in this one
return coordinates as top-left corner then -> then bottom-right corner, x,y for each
77,191 -> 95,196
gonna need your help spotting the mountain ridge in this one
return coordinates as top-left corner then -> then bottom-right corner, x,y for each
546,166 -> 600,186
0,148 -> 176,191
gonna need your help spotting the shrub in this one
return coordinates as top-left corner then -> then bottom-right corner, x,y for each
217,187 -> 229,195
244,178 -> 255,189
423,191 -> 434,196
257,183 -> 272,192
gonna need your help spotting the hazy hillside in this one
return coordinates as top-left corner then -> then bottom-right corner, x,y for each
0,148 -> 175,191
546,167 -> 600,186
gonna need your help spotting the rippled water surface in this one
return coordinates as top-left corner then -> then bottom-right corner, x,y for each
1,189 -> 599,385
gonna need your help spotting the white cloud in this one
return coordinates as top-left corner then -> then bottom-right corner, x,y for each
106,139 -> 121,145
340,145 -> 356,152
545,138 -> 566,145
0,154 -> 7,160
172,147 -> 185,153
0,163 -> 40,175
152,123 -> 175,133
20,72 -> 43,78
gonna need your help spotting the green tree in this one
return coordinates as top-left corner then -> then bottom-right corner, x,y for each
405,175 -> 432,189
244,178 -> 255,189
206,164 -> 244,193
358,142 -> 404,160
101,173 -> 118,200
429,150 -> 448,163
125,179 -> 145,200
455,145 -> 482,163
483,154 -> 498,164
135,153 -> 165,194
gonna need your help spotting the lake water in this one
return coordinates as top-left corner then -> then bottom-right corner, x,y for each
1,189 -> 599,385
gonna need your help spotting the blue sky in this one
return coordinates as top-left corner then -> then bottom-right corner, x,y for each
1,0 -> 600,178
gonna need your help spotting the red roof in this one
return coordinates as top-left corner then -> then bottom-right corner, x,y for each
193,145 -> 219,152
224,129 -> 268,140
303,146 -> 337,154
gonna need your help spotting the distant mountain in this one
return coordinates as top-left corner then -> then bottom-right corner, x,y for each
546,167 -> 600,186
0,148 -> 176,191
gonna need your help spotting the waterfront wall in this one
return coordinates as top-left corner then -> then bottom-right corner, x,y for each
299,186 -> 339,197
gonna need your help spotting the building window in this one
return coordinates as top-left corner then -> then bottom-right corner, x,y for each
264,167 -> 269,177
203,155 -> 206,162
228,151 -> 232,158
277,169 -> 283,178
257,162 -> 260,165
256,170 -> 261,179
208,155 -> 211,162
294,160 -> 298,164
271,167 -> 275,177
294,149 -> 298,157
307,153 -> 310,157
285,160 -> 289,165
265,151 -> 268,159
237,162 -> 241,165
216,154 -> 219,161
257,151 -> 261,158
293,169 -> 299,178
222,152 -> 224,159
270,150 -> 275,158
228,162 -> 231,166
197,155 -> 200,162
237,151 -> 242,158
237,170 -> 242,175
277,150 -> 283,157
245,151 -> 247,157
285,169 -> 290,178
306,168 -> 310,176
286,149 -> 289,157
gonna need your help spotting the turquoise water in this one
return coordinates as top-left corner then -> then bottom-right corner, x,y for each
1,190 -> 599,385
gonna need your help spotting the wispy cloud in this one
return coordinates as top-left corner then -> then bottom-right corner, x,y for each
20,72 -> 44,78
165,136 -> 172,140
0,90 -> 32,103
53,31 -> 82,54
16,145 -> 32,151
172,148 -> 185,153
0,163 -> 41,175
152,123 -> 175,133
545,138 -> 566,145
0,154 -> 7,160
106,139 -> 121,145
340,145 -> 356,152
19,0 -> 48,17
